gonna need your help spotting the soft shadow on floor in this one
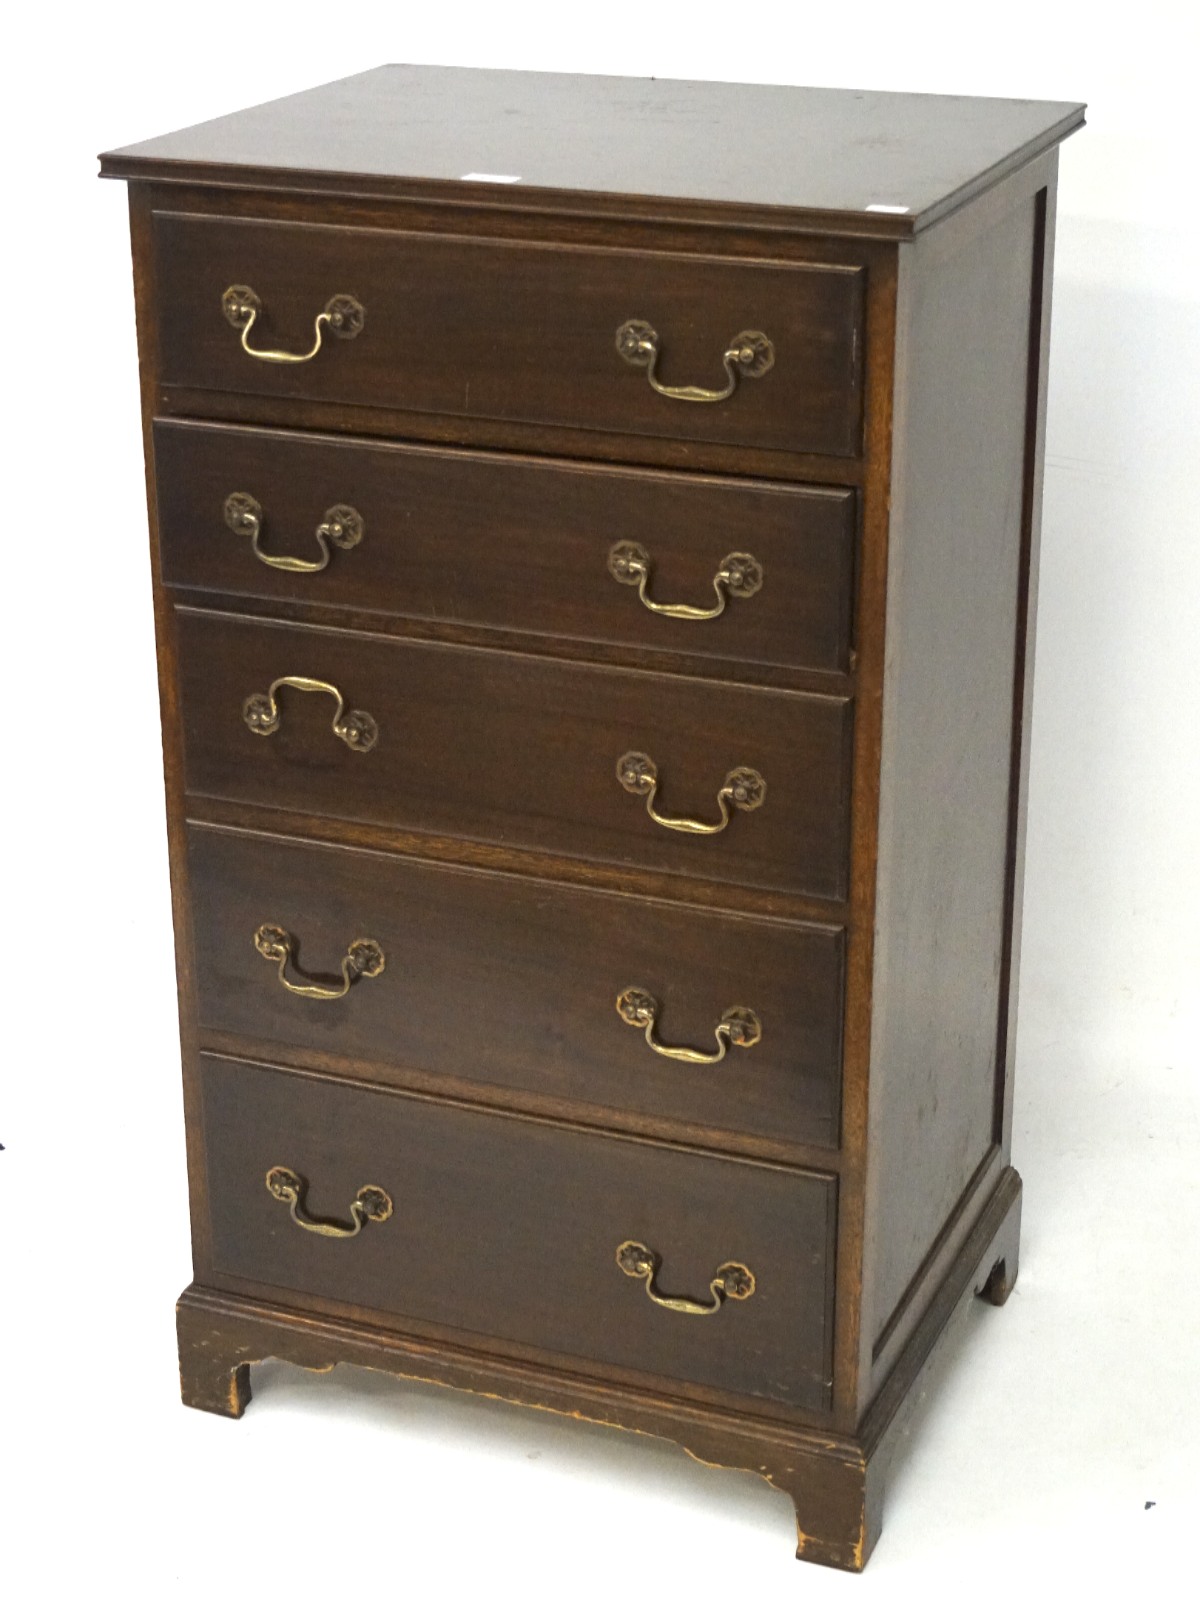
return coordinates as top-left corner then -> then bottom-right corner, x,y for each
249,1355 -> 799,1540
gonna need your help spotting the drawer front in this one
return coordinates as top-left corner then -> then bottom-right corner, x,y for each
177,610 -> 852,900
201,1054 -> 836,1409
190,826 -> 843,1149
153,213 -> 865,459
155,420 -> 857,678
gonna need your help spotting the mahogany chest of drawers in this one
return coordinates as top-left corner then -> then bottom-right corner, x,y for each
101,67 -> 1083,1571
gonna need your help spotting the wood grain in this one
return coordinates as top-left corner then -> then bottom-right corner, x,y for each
859,165 -> 1045,1395
105,66 -> 1081,1570
200,1053 -> 837,1409
154,417 -> 856,678
176,1161 -> 1021,1571
175,606 -> 853,900
153,211 -> 865,458
101,65 -> 1083,238
188,824 -> 845,1149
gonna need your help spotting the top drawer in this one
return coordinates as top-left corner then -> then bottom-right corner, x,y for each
152,213 -> 866,459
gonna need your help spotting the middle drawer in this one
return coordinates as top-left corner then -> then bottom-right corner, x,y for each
189,825 -> 844,1150
176,608 -> 853,900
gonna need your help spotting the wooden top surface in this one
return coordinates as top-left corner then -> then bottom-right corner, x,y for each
100,65 -> 1084,236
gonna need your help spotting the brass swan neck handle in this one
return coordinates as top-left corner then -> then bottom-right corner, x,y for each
253,924 -> 385,1001
224,492 -> 365,575
222,285 -> 365,364
616,986 -> 762,1065
616,1241 -> 756,1315
616,752 -> 765,835
608,541 -> 763,621
266,1166 -> 393,1238
615,320 -> 774,403
242,675 -> 379,752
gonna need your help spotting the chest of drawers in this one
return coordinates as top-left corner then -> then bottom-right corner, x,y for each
101,66 -> 1083,1571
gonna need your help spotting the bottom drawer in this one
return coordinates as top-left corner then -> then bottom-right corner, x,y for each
201,1055 -> 836,1411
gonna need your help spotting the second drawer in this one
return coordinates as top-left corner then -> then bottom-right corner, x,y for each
155,418 -> 856,679
176,608 -> 852,900
189,825 -> 844,1150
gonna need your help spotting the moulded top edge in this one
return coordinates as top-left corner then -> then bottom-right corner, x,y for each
98,65 -> 1086,239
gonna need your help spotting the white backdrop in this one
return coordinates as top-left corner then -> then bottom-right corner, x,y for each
2,4 -> 1196,1615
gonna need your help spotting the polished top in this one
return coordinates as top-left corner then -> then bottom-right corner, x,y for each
100,65 -> 1084,236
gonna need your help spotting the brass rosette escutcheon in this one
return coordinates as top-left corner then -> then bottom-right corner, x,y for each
223,490 -> 263,539
316,504 -> 365,552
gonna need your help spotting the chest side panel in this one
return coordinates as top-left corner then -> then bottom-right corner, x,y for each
861,169 -> 1050,1399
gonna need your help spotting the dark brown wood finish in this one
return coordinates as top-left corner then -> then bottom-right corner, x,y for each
177,1165 -> 1021,1571
200,1055 -> 836,1410
141,184 -> 888,486
827,222 -> 898,1433
154,419 -> 857,678
154,212 -> 865,458
104,69 -> 1080,1572
188,824 -> 844,1150
175,607 -> 853,900
101,65 -> 1083,238
189,800 -> 848,926
124,182 -> 220,1278
858,153 -> 1056,1404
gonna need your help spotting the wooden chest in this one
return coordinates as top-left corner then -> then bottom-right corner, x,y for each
101,67 -> 1083,1571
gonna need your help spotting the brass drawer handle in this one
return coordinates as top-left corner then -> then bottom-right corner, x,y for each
616,986 -> 762,1064
608,542 -> 763,621
222,284 -> 365,364
224,492 -> 365,575
254,924 -> 385,1000
616,1241 -> 756,1315
242,675 -> 379,752
266,1165 -> 393,1238
616,751 -> 765,834
615,320 -> 774,403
